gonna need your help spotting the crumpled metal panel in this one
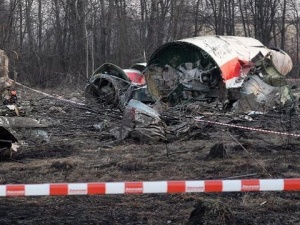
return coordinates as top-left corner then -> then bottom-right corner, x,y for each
233,75 -> 293,113
85,63 -> 152,109
91,63 -> 146,85
127,99 -> 160,119
86,36 -> 294,116
148,36 -> 293,89
0,116 -> 48,147
242,75 -> 275,104
124,100 -> 166,143
123,69 -> 146,85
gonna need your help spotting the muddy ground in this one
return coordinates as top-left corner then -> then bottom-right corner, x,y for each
1,83 -> 300,225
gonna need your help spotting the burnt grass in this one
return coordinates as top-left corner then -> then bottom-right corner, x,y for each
1,85 -> 300,224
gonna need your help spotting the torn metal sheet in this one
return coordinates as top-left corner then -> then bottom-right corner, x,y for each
91,63 -> 146,85
242,75 -> 292,105
86,35 -> 294,119
127,99 -> 160,119
0,116 -> 49,152
144,35 -> 293,112
147,36 -> 292,89
122,100 -> 166,143
233,75 -> 293,114
85,63 -> 153,110
130,63 -> 147,72
123,69 -> 146,85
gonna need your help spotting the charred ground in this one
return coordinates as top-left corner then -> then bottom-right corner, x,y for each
1,83 -> 300,225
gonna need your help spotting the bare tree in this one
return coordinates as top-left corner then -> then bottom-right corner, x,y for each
224,0 -> 235,35
37,0 -> 42,51
280,0 -> 287,50
248,0 -> 278,45
289,0 -> 300,74
0,0 -> 298,85
206,0 -> 225,35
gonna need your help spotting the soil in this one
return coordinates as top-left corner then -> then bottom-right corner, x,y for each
1,83 -> 300,225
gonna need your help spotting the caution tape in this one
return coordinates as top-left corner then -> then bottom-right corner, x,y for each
287,79 -> 300,82
195,117 -> 300,137
1,179 -> 300,197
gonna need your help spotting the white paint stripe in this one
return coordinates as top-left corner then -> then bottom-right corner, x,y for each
68,183 -> 88,195
143,181 -> 167,193
185,181 -> 205,192
25,184 -> 49,196
223,180 -> 241,192
0,186 -> 6,196
105,182 -> 125,194
260,179 -> 284,191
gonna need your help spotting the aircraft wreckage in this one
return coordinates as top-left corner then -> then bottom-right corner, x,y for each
85,35 -> 295,142
0,50 -> 47,156
85,35 -> 293,112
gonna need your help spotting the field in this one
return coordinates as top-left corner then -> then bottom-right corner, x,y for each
1,83 -> 300,225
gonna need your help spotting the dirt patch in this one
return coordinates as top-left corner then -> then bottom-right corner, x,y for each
0,85 -> 300,224
187,199 -> 235,225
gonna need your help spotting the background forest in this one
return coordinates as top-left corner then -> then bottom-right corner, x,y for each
0,0 -> 299,87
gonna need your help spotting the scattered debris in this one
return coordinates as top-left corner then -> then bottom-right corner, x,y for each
84,36 -> 297,143
122,99 -> 166,143
0,50 -> 49,156
0,35 -> 298,154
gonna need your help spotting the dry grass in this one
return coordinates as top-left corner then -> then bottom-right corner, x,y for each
0,85 -> 300,224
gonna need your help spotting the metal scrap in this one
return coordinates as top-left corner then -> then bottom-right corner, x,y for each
144,36 -> 294,110
84,35 -> 297,143
121,99 -> 166,143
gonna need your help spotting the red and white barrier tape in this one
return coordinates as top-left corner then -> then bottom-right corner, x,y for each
287,79 -> 300,82
2,179 -> 300,197
195,117 -> 300,137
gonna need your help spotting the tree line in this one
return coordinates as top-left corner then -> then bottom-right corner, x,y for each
0,0 -> 299,87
